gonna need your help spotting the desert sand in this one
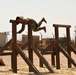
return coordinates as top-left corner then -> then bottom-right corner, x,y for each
0,50 -> 76,75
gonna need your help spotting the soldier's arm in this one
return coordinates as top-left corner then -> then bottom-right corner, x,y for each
17,24 -> 25,34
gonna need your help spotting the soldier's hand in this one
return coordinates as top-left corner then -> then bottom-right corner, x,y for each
16,32 -> 19,34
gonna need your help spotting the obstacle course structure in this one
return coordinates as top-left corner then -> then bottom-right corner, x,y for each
38,24 -> 76,70
0,17 -> 76,74
53,24 -> 76,69
10,19 -> 55,74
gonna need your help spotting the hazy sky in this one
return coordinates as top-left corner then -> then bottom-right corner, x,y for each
0,0 -> 76,39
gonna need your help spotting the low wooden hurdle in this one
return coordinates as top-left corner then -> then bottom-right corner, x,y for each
9,19 -> 54,74
53,24 -> 76,69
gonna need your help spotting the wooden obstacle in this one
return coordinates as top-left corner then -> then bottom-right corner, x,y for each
38,40 -> 56,67
53,24 -> 76,69
10,20 -> 41,74
39,37 -> 67,68
9,19 -> 54,74
0,18 -> 54,74
0,19 -> 75,74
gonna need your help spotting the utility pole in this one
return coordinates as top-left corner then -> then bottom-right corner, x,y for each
74,26 -> 76,48
51,33 -> 54,39
39,32 -> 42,50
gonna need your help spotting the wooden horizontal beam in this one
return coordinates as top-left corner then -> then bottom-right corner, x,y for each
41,51 -> 55,55
0,51 -> 12,56
53,24 -> 71,28
10,20 -> 16,23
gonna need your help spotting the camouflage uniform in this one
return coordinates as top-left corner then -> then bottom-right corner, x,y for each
16,16 -> 46,33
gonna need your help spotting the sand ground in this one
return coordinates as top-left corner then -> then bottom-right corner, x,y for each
0,50 -> 76,75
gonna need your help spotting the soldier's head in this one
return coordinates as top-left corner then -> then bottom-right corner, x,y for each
16,16 -> 24,24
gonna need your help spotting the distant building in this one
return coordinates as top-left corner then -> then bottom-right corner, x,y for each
0,32 -> 7,47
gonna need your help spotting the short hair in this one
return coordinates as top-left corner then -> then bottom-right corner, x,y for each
16,16 -> 20,20
16,16 -> 24,20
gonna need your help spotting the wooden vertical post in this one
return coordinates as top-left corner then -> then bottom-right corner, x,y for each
10,20 -> 17,73
54,27 -> 60,69
40,54 -> 43,67
66,27 -> 71,68
51,52 -> 55,66
28,25 -> 33,72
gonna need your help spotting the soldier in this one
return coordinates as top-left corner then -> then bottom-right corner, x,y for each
16,16 -> 47,34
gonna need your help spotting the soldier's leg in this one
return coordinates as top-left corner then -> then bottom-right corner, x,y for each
37,17 -> 47,27
32,18 -> 47,32
33,26 -> 46,32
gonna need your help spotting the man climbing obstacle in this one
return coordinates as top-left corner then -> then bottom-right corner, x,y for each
16,16 -> 47,34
